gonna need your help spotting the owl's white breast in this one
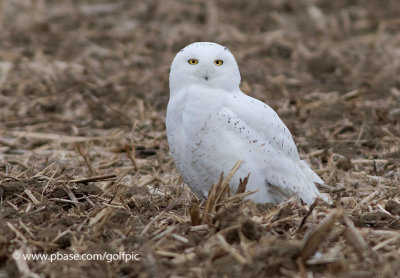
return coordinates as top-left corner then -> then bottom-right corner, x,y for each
167,85 -> 281,201
166,84 -> 325,204
166,85 -> 232,196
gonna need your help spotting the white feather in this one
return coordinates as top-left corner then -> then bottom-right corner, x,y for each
166,42 -> 329,205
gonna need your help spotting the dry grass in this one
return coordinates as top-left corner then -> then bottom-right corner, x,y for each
0,0 -> 400,277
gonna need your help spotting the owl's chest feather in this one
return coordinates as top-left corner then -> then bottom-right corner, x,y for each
171,87 -> 223,128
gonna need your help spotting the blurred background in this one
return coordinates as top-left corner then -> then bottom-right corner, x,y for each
1,0 -> 399,158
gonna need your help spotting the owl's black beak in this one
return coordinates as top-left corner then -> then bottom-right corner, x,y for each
204,76 -> 209,81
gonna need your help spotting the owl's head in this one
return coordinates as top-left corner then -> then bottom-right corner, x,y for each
169,42 -> 241,94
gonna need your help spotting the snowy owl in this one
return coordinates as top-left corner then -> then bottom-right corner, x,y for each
166,42 -> 328,205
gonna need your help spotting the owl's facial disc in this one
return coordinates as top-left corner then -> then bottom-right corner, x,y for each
170,42 -> 241,92
187,57 -> 220,83
202,67 -> 212,82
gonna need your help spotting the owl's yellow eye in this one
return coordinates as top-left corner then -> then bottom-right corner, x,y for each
188,59 -> 198,65
214,59 -> 223,66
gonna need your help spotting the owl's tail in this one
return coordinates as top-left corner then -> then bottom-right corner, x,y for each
298,160 -> 331,204
299,160 -> 324,184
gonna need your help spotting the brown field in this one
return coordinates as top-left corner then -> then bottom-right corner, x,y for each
1,0 -> 400,277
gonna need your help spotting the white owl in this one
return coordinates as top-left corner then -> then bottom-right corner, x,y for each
166,42 -> 328,205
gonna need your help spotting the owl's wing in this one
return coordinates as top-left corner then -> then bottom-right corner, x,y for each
227,93 -> 300,161
217,92 -> 324,204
